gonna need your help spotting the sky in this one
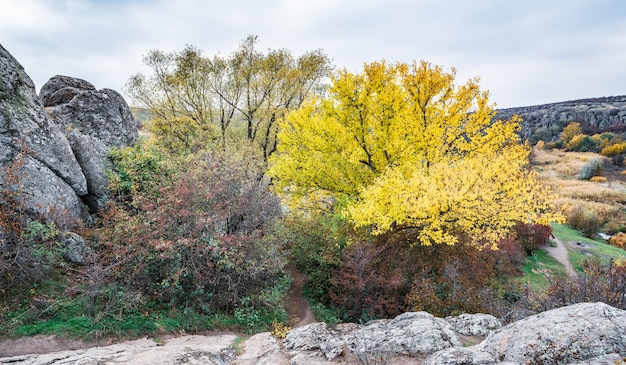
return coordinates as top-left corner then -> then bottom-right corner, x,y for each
1,0 -> 625,109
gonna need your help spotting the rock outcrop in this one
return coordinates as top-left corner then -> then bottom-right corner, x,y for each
42,75 -> 137,210
0,44 -> 89,223
0,44 -> 137,228
425,302 -> 626,364
2,303 -> 626,364
495,95 -> 626,143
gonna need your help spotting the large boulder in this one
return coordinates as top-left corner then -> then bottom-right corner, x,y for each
425,302 -> 626,364
42,75 -> 138,210
283,312 -> 462,362
0,44 -> 89,223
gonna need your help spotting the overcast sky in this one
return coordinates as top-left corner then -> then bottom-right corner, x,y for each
1,0 -> 625,108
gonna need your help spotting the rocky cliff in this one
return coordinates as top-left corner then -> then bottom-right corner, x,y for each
0,44 -> 136,228
495,95 -> 626,143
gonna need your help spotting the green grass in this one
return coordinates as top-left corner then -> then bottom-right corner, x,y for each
551,223 -> 626,271
518,249 -> 567,291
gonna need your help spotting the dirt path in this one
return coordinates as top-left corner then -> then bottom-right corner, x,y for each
285,267 -> 316,327
544,237 -> 576,277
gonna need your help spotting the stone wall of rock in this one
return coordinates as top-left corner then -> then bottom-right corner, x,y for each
0,43 -> 137,228
495,95 -> 626,143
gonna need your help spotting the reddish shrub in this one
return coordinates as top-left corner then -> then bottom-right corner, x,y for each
513,223 -> 553,254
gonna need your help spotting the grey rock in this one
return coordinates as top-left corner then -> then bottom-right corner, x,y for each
284,312 -> 461,361
0,335 -> 237,365
445,313 -> 502,337
42,75 -> 138,209
60,231 -> 93,265
283,322 -> 334,352
495,95 -> 626,142
0,44 -> 88,199
426,302 -> 626,364
0,144 -> 88,224
40,75 -> 96,107
346,312 -> 461,357
232,332 -> 290,365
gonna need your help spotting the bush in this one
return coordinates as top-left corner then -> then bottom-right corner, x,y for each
513,223 -> 553,254
611,154 -> 625,167
533,258 -> 626,311
566,205 -> 601,238
281,214 -> 347,305
566,134 -> 598,152
576,157 -> 603,180
609,232 -> 626,249
321,230 -> 525,321
101,143 -> 289,315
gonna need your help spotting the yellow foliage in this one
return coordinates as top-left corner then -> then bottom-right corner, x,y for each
590,176 -> 608,183
270,321 -> 291,339
269,60 -> 563,245
602,142 -> 626,156
560,122 -> 582,144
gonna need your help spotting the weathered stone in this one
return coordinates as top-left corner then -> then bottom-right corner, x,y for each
495,95 -> 626,142
42,75 -> 137,209
60,231 -> 93,265
445,313 -> 502,337
0,144 -> 88,223
284,312 -> 461,362
426,302 -> 626,364
0,44 -> 88,200
232,332 -> 290,365
283,322 -> 334,352
39,75 -> 96,107
0,335 -> 237,365
346,312 -> 461,357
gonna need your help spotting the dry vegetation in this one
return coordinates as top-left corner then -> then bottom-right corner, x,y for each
531,148 -> 626,234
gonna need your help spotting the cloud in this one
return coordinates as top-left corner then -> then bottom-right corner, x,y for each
1,0 -> 625,108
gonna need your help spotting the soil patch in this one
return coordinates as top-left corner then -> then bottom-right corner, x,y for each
285,267 -> 316,327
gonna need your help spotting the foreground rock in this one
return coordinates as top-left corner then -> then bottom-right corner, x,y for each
2,303 -> 625,364
0,335 -> 237,365
425,302 -> 626,364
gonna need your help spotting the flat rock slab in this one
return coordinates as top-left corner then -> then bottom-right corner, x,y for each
0,335 -> 237,365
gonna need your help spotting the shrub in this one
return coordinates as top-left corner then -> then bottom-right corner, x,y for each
533,258 -> 626,311
513,223 -> 553,254
566,205 -> 601,238
566,134 -> 598,152
576,157 -> 603,180
281,213 -> 346,305
535,140 -> 545,151
590,176 -> 608,183
609,232 -> 626,249
601,141 -> 626,156
324,230 -> 524,321
101,143 -> 289,315
560,122 -> 582,146
611,154 -> 625,167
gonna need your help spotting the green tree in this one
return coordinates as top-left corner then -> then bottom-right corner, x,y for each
126,36 -> 332,159
269,60 -> 562,245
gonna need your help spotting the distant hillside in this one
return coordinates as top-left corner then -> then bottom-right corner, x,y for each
495,95 -> 626,143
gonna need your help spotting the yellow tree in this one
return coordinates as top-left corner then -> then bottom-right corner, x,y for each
269,60 -> 561,246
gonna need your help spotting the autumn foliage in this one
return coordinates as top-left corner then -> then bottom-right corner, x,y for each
270,60 -> 561,246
